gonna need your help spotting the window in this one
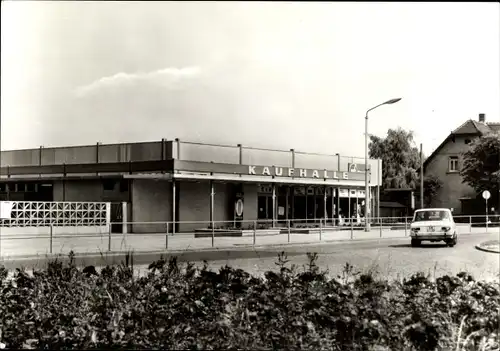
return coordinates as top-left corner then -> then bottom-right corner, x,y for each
465,139 -> 471,144
448,156 -> 459,172
414,210 -> 450,222
119,179 -> 129,192
102,179 -> 116,191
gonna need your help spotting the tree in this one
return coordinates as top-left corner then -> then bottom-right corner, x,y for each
369,128 -> 421,189
460,133 -> 500,207
416,174 -> 442,207
369,127 -> 442,207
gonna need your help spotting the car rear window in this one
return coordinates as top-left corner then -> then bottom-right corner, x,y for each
414,210 -> 450,222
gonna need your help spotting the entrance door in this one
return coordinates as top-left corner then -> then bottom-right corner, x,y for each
257,195 -> 273,221
276,185 -> 289,224
110,203 -> 123,233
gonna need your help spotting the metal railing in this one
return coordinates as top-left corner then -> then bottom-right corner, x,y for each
0,215 -> 499,258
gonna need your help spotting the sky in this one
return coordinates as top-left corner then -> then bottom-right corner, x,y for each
1,1 -> 499,158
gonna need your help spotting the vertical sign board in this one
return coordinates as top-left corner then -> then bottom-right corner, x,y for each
234,185 -> 244,228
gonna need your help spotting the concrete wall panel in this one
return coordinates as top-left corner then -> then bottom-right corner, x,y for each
243,184 -> 258,224
131,179 -> 171,233
53,180 -> 102,202
177,181 -> 211,232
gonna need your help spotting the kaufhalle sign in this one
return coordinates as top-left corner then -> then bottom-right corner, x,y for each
172,160 -> 370,182
247,164 -> 367,181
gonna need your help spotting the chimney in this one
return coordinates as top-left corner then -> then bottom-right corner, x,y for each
479,113 -> 486,123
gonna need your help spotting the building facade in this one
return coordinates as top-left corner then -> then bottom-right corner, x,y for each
424,113 -> 500,214
0,139 -> 382,233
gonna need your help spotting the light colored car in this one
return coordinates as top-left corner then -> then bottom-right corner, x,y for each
410,208 -> 457,247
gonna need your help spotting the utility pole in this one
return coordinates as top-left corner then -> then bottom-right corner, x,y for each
420,143 -> 424,209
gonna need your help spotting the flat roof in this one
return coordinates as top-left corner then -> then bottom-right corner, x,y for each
0,139 -> 382,186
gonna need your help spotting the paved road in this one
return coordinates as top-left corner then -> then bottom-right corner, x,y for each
1,224 -> 496,258
127,232 -> 500,282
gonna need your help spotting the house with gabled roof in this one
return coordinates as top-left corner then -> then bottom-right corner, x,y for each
423,113 -> 499,214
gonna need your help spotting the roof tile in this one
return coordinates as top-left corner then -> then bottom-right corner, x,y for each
471,120 -> 493,135
452,120 -> 481,135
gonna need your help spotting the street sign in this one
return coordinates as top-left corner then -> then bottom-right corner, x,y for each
483,190 -> 491,230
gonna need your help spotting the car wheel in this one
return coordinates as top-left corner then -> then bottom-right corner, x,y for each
411,239 -> 421,247
447,235 -> 457,247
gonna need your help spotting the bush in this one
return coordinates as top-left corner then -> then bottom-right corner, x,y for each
0,251 -> 498,350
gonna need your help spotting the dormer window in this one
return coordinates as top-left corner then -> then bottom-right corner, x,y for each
448,156 -> 459,172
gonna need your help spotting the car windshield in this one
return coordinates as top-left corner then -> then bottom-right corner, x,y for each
414,210 -> 450,222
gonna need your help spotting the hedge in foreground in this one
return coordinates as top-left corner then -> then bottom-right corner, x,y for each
0,252 -> 499,350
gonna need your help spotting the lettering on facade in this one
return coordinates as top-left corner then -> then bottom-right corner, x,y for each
248,165 -> 352,180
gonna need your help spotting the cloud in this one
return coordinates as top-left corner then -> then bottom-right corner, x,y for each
74,66 -> 201,97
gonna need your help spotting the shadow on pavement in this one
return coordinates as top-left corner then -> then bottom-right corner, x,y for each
389,243 -> 449,249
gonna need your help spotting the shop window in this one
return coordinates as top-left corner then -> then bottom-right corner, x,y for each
294,187 -> 306,196
277,185 -> 288,196
15,183 -> 27,192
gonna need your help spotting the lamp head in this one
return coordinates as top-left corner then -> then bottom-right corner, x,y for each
385,98 -> 402,104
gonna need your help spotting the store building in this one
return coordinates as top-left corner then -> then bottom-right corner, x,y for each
0,139 -> 382,233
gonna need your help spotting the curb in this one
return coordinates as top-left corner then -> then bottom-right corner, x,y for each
3,235 -> 411,260
0,236 -> 415,270
235,235 -> 409,248
0,232 -> 494,269
1,230 -> 487,260
475,241 -> 500,254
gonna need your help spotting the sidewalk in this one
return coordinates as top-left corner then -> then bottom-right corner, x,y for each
0,224 -> 496,259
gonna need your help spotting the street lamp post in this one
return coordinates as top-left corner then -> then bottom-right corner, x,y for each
365,98 -> 402,232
